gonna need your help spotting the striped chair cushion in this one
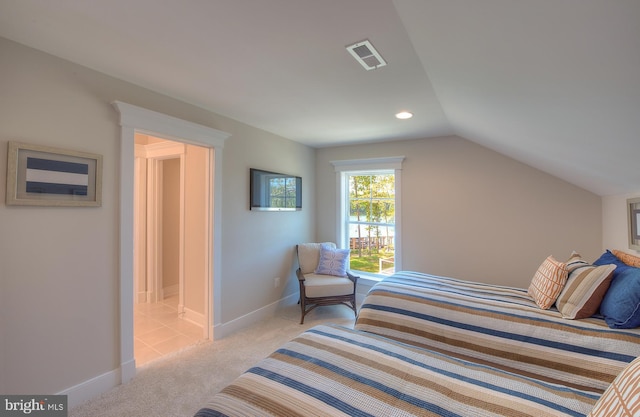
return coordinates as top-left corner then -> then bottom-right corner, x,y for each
588,356 -> 640,416
528,255 -> 569,309
556,252 -> 615,319
612,249 -> 640,268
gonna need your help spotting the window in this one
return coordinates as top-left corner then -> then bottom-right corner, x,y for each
348,172 -> 395,274
331,157 -> 404,277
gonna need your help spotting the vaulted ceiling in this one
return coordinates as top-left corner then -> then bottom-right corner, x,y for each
1,0 -> 638,196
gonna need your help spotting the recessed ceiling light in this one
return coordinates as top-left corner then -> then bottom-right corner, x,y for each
395,111 -> 413,120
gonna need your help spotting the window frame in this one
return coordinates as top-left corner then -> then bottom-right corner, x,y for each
331,156 -> 404,278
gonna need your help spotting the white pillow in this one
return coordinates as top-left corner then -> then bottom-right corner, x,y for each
315,243 -> 350,277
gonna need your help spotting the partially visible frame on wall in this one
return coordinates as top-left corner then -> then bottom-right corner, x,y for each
628,197 -> 640,250
6,141 -> 102,207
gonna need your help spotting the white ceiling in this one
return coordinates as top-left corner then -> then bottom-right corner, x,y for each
1,0 -> 638,196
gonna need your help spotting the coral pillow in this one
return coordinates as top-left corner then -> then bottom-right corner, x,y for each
528,256 -> 569,309
588,356 -> 640,416
555,252 -> 615,319
315,244 -> 350,277
612,249 -> 640,268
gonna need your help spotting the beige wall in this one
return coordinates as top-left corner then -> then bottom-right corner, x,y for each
216,120 -> 316,322
162,158 -> 180,292
183,144 -> 207,315
0,37 -> 314,398
316,136 -> 603,287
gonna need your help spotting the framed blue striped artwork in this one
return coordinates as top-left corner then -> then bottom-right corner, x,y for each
6,141 -> 102,206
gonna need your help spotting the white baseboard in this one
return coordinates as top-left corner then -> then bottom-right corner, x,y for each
121,358 -> 136,384
63,293 -> 300,408
163,284 -> 179,298
182,306 -> 205,327
58,366 -> 120,409
212,293 -> 298,339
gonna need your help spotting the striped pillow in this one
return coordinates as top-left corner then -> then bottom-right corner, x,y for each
612,249 -> 640,268
556,252 -> 615,319
588,356 -> 640,417
528,256 -> 569,309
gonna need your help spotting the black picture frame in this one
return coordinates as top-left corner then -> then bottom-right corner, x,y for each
250,168 -> 301,211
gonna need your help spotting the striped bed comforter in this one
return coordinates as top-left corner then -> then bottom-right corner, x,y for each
355,271 -> 640,394
194,324 -> 599,417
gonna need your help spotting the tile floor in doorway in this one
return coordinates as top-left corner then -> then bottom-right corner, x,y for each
134,295 -> 204,366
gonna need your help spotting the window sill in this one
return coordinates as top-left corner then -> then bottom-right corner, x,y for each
351,271 -> 385,286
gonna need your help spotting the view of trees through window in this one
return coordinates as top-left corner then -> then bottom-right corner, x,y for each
348,172 -> 395,275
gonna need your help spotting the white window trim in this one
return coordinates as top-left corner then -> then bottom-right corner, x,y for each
330,156 -> 405,279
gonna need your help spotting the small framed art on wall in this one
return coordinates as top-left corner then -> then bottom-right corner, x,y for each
5,141 -> 102,207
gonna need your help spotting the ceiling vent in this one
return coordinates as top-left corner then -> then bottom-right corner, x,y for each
346,39 -> 387,71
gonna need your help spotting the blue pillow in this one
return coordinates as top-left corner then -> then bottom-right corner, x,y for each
314,244 -> 350,277
599,267 -> 640,329
592,250 -> 630,275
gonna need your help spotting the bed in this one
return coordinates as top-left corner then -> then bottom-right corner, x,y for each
354,271 -> 640,394
194,324 -> 600,417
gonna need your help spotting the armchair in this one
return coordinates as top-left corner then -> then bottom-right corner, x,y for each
296,242 -> 358,324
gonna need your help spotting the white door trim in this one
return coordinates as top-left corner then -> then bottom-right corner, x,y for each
147,157 -> 161,302
112,101 -> 230,384
141,143 -> 186,306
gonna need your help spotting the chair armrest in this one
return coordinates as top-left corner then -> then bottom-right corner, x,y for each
296,268 -> 305,282
346,271 -> 359,285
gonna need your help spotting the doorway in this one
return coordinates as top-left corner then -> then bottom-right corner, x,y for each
133,135 -> 210,365
114,101 -> 230,383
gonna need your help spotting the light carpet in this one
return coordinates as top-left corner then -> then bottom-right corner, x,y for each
69,302 -> 359,417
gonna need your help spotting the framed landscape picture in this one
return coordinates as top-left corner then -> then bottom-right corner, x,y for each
6,141 -> 102,207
